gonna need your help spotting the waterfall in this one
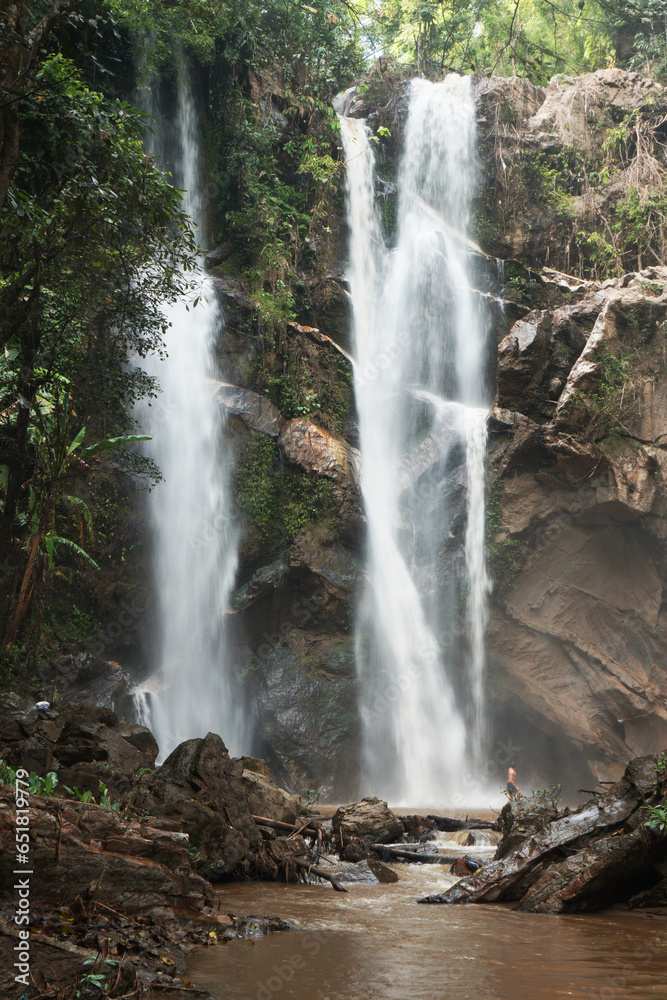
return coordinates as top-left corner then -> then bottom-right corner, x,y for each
464,408 -> 491,767
132,68 -> 245,760
340,75 -> 491,803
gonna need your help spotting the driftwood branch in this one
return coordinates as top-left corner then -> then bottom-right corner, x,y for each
252,815 -> 321,836
292,857 -> 348,892
370,844 -> 458,865
425,815 -> 497,832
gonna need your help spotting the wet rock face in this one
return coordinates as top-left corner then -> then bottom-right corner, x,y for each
0,693 -> 157,784
131,733 -> 262,881
496,301 -> 598,422
333,796 -> 405,851
487,269 -> 667,782
0,789 -> 212,915
254,637 -> 359,799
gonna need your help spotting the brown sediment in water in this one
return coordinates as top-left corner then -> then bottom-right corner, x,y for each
187,854 -> 667,1000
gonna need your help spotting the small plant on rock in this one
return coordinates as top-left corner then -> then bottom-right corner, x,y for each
0,760 -> 58,796
644,801 -> 667,835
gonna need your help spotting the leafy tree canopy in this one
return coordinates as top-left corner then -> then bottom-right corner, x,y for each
0,51 -> 197,638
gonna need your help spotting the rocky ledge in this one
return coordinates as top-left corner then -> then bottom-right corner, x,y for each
419,752 -> 667,912
487,266 -> 667,785
0,694 -> 314,996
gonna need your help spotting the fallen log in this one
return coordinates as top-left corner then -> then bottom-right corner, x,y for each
370,844 -> 458,865
252,815 -> 321,837
292,858 -> 348,892
288,818 -> 317,840
426,815 -> 498,832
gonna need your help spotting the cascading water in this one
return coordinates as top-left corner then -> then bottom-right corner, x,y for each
340,75 -> 491,802
464,408 -> 491,767
132,68 -> 245,760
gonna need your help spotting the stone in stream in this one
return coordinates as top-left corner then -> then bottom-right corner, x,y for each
418,753 -> 667,913
449,857 -> 485,877
333,796 -> 405,861
337,859 -> 399,885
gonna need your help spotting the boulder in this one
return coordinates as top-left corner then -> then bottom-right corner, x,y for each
54,652 -> 133,710
449,857 -> 484,877
240,755 -> 303,824
213,381 -> 285,438
0,789 -> 211,915
495,300 -> 600,422
337,858 -> 399,884
0,693 -> 157,783
279,418 -> 361,489
253,636 -> 359,798
130,732 -> 262,881
333,796 -> 404,852
629,875 -> 667,909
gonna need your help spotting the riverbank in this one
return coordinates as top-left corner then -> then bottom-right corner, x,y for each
1,692 -> 666,998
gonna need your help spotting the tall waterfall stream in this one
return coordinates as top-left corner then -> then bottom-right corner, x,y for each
340,75 -> 492,803
132,70 -> 246,760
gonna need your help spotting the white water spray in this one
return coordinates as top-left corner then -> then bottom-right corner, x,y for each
341,75 -> 491,802
464,408 -> 491,766
132,70 -> 245,760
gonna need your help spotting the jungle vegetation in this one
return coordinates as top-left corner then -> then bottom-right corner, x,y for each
1,0 -> 666,662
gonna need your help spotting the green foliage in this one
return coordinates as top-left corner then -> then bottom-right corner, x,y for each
629,0 -> 667,81
614,187 -> 667,267
360,0 -> 615,83
64,785 -> 96,804
1,53 -> 195,642
561,345 -> 640,441
524,153 -> 574,216
62,780 -> 121,811
644,800 -> 667,834
76,958 -> 119,998
505,782 -> 564,810
108,0 -> 363,87
205,88 -> 344,331
485,479 -> 523,589
235,436 -> 340,544
0,760 -> 58,796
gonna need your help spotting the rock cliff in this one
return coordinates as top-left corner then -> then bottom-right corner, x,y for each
188,66 -> 667,792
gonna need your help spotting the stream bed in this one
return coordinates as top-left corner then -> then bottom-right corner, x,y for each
188,836 -> 667,1000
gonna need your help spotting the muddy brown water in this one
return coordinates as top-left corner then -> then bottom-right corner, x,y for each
188,839 -> 667,1000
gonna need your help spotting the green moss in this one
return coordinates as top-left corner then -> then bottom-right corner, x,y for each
559,344 -> 640,441
523,152 -> 574,217
258,335 -> 354,435
235,435 -> 340,544
485,479 -> 524,590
